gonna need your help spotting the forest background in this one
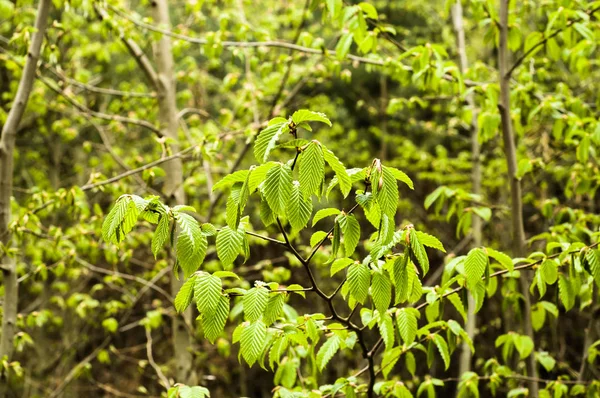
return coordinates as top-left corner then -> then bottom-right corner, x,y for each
1,0 -> 600,397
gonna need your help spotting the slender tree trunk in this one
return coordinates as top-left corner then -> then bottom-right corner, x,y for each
151,0 -> 195,385
379,74 -> 388,161
498,1 -> 539,395
0,0 -> 51,368
451,0 -> 481,383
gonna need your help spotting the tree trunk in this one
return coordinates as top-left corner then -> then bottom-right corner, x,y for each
498,1 -> 539,395
0,0 -> 51,367
451,0 -> 481,384
151,0 -> 195,385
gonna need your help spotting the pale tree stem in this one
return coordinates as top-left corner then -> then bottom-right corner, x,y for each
498,0 -> 539,395
0,0 -> 52,369
451,0 -> 481,384
151,0 -> 195,385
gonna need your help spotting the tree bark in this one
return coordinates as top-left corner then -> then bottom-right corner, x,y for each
498,0 -> 539,395
0,0 -> 52,366
151,0 -> 195,385
451,0 -> 481,384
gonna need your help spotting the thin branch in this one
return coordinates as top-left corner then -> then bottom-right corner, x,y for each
145,327 -> 171,389
80,145 -> 199,191
44,64 -> 156,98
106,4 -> 385,67
506,5 -> 600,79
74,257 -> 172,302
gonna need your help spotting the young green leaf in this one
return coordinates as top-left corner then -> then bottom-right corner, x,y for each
410,228 -> 429,275
244,287 -> 269,322
312,208 -> 340,226
152,214 -> 170,258
371,270 -> 391,314
291,109 -> 332,127
347,262 -> 371,304
254,121 -> 289,163
269,334 -> 289,370
316,334 -> 342,371
378,312 -> 395,349
340,214 -> 360,256
381,346 -> 402,379
263,293 -> 285,326
175,212 -> 207,277
212,169 -> 249,191
386,167 -> 414,190
396,307 -> 419,345
194,272 -> 222,314
241,320 -> 267,367
216,226 -> 244,268
287,182 -> 313,231
414,231 -> 445,253
331,258 -> 354,277
174,275 -> 197,314
322,146 -> 352,197
433,334 -> 450,370
201,294 -> 230,344
102,195 -> 144,244
464,248 -> 488,290
262,163 -> 293,216
298,141 -> 325,199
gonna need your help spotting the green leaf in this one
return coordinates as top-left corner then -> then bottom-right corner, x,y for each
248,162 -> 278,193
262,163 -> 293,216
585,249 -> 600,287
433,334 -> 450,370
226,182 -> 242,229
102,195 -> 144,244
396,307 -> 419,345
487,248 -> 514,272
175,212 -> 207,277
558,274 -> 575,311
152,215 -> 170,258
378,312 -> 395,349
263,293 -> 285,326
311,231 -> 329,247
331,258 -> 354,277
316,334 -> 342,371
446,293 -> 467,323
241,320 -> 267,367
323,146 -> 352,197
244,287 -> 269,322
540,259 -> 558,284
291,110 -> 332,127
287,181 -> 313,231
340,214 -> 360,256
347,262 -> 371,304
415,231 -> 445,253
514,334 -> 534,359
269,335 -> 289,370
299,141 -> 325,199
464,248 -> 488,290
536,351 -> 556,372
374,166 -> 399,219
216,226 -> 244,268
387,167 -> 414,189
212,169 -> 249,191
194,272 -> 222,314
381,346 -> 402,379
174,276 -> 197,313
410,229 -> 429,275
312,208 -> 340,226
371,270 -> 391,313
254,122 -> 289,163
336,32 -> 354,59
201,294 -> 230,343
260,195 -> 276,227
392,252 -> 411,304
